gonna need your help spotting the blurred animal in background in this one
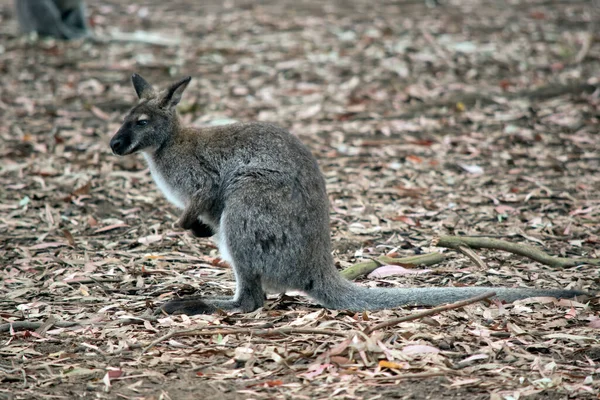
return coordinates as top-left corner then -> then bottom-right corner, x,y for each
14,0 -> 90,40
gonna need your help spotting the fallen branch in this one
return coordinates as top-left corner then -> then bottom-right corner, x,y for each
434,236 -> 600,268
141,324 -> 348,355
0,315 -> 159,333
0,320 -> 78,333
364,291 -> 496,334
341,252 -> 446,280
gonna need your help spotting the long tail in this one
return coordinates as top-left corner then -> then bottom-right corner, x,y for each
308,274 -> 587,311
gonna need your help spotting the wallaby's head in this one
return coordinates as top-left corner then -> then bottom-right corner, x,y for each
110,74 -> 191,156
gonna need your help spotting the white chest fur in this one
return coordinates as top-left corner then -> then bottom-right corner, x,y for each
143,153 -> 186,209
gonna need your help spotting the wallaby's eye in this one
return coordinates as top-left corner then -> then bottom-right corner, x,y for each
136,119 -> 149,126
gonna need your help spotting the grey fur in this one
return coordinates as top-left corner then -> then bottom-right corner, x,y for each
15,0 -> 90,40
110,74 -> 589,315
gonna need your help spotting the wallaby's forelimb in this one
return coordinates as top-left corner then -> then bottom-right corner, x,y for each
184,220 -> 214,238
177,189 -> 217,237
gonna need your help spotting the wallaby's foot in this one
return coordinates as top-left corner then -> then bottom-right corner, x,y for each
160,294 -> 265,315
160,297 -> 218,315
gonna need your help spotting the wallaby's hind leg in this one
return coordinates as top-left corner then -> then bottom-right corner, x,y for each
160,268 -> 264,315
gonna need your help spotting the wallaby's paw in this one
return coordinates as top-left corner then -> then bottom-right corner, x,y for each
176,215 -> 214,237
188,220 -> 215,237
160,298 -> 218,315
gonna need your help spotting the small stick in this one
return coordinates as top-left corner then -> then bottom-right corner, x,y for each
0,320 -> 79,333
1,315 -> 159,333
140,323 -> 349,355
456,245 -> 487,270
364,291 -> 496,334
371,371 -> 456,381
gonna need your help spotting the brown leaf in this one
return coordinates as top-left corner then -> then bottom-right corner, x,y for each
62,229 -> 76,247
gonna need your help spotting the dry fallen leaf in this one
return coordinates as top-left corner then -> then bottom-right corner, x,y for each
367,266 -> 432,278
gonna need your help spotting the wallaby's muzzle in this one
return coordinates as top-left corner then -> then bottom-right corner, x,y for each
110,130 -> 132,156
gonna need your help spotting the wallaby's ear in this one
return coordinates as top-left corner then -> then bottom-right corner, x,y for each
159,76 -> 192,109
131,73 -> 155,100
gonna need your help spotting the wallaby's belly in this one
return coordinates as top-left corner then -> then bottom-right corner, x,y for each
262,279 -> 289,294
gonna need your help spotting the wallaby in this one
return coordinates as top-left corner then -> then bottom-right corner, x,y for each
15,0 -> 90,40
110,74 -> 588,315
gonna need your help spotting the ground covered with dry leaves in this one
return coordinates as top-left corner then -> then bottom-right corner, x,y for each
1,0 -> 599,399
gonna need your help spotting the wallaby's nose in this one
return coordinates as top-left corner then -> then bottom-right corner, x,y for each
110,134 -> 129,155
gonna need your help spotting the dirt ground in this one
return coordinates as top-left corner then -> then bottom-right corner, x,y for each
1,0 -> 599,399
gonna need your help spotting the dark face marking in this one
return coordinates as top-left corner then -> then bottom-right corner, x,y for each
110,102 -> 166,156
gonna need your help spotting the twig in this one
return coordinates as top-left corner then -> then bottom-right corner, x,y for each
456,245 -> 487,270
434,236 -> 600,268
0,321 -> 79,333
64,278 -> 122,285
341,253 -> 446,280
372,371 -> 456,381
34,317 -> 57,336
0,315 -> 159,333
140,324 -> 348,355
364,291 -> 496,334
